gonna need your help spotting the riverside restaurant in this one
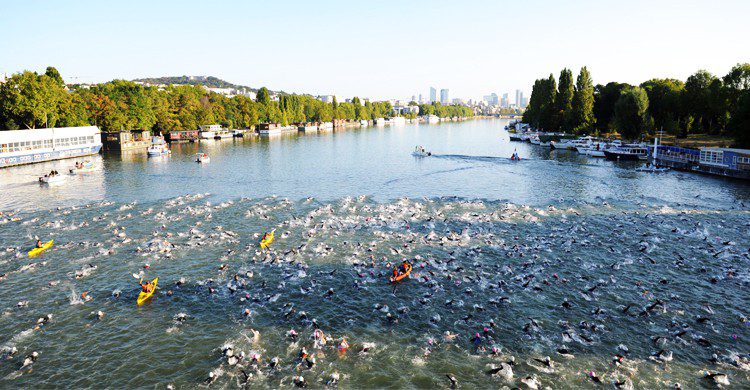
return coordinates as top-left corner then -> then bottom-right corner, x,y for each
0,126 -> 102,168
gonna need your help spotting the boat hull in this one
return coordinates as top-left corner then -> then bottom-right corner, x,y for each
604,151 -> 645,161
0,145 -> 102,169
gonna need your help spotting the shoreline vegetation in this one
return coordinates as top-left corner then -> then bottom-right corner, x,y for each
522,64 -> 750,147
0,67 -> 473,133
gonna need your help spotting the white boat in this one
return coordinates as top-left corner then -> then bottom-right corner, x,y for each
412,146 -> 432,157
147,137 -> 171,157
213,130 -> 233,139
69,161 -> 95,174
426,115 -> 440,124
0,126 -> 102,169
604,143 -> 649,161
195,153 -> 210,163
359,120 -> 369,126
39,173 -> 67,184
389,116 -> 406,126
552,136 -> 594,150
199,131 -> 216,139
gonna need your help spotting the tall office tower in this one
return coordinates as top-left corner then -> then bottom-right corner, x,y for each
519,92 -> 525,108
515,89 -> 521,107
440,89 -> 449,104
429,87 -> 437,103
418,93 -> 423,103
502,93 -> 509,108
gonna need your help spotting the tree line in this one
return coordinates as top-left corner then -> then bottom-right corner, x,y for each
522,64 -> 750,146
416,102 -> 473,119
0,67 -> 471,133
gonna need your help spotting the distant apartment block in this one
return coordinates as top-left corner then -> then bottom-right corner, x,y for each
440,89 -> 449,104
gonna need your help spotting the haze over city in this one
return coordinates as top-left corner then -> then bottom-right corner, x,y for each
1,0 -> 747,101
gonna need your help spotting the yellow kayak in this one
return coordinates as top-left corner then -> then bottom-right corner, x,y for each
260,229 -> 275,249
28,240 -> 54,258
137,277 -> 158,306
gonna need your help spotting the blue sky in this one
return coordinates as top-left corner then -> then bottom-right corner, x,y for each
0,0 -> 747,101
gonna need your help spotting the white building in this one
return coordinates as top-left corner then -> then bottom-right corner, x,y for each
440,89 -> 449,104
393,105 -> 420,116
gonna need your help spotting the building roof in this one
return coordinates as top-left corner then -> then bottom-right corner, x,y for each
700,147 -> 750,154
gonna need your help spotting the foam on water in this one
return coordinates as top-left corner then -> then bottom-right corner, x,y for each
0,194 -> 749,387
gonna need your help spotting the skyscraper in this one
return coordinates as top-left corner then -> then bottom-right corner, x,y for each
515,89 -> 521,107
483,93 -> 499,106
429,87 -> 437,103
440,89 -> 449,104
501,93 -> 509,108
418,93 -> 423,103
520,92 -> 526,108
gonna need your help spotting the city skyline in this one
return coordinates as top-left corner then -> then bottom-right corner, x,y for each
1,0 -> 747,101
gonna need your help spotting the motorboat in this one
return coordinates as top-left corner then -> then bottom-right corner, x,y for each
213,130 -> 233,139
412,146 -> 432,157
39,172 -> 66,184
551,136 -> 594,150
147,137 -> 171,157
604,143 -> 649,161
196,153 -> 211,163
69,161 -> 96,174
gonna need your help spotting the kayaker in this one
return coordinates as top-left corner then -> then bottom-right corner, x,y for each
262,232 -> 271,242
35,240 -> 43,248
139,279 -> 154,293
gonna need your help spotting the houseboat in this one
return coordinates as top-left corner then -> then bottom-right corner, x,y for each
199,124 -> 222,139
166,130 -> 199,143
257,123 -> 281,136
102,130 -> 151,151
0,126 -> 102,168
298,124 -> 318,132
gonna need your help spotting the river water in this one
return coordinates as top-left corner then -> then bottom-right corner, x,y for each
1,119 -> 749,388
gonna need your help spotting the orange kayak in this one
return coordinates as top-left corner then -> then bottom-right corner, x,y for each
390,262 -> 413,283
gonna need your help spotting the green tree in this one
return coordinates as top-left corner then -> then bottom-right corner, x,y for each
728,90 -> 750,147
0,71 -> 64,128
593,82 -> 630,131
256,87 -> 271,106
683,70 -> 718,133
45,66 -> 64,86
571,66 -> 595,134
555,68 -> 574,131
640,78 -> 684,135
538,74 -> 557,130
613,87 -> 651,140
